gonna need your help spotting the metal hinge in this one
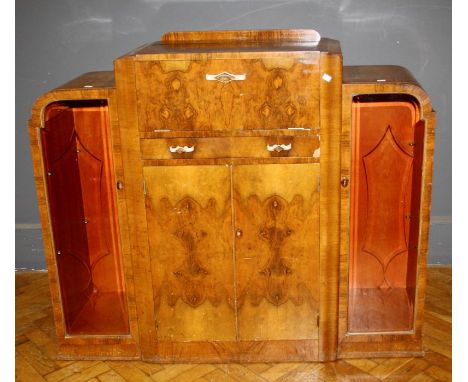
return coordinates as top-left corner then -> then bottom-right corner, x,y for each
317,176 -> 320,192
316,313 -> 320,327
143,180 -> 148,196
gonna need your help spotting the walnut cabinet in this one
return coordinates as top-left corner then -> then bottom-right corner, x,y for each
28,29 -> 436,362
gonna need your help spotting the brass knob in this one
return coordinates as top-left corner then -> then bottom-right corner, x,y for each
236,229 -> 243,238
116,180 -> 124,190
341,176 -> 349,187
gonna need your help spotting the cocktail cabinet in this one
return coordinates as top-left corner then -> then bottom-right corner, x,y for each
28,29 -> 436,362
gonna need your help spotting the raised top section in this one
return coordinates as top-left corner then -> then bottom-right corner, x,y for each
119,29 -> 340,59
161,29 -> 321,44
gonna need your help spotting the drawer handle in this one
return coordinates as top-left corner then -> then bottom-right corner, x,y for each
205,72 -> 246,84
169,145 -> 195,154
267,143 -> 292,152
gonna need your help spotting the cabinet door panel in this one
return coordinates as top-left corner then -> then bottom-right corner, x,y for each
135,57 -> 320,131
143,165 -> 236,341
233,164 -> 320,340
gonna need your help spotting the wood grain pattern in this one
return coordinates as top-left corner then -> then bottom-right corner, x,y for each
338,66 -> 436,358
317,50 -> 342,361
27,31 -> 436,362
144,165 -> 236,341
233,164 -> 320,342
28,77 -> 140,358
140,135 -> 320,160
348,97 -> 423,333
15,266 -> 451,379
161,29 -> 321,43
41,102 -> 129,335
135,57 -> 320,131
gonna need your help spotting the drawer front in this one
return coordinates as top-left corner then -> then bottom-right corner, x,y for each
140,136 -> 320,160
135,56 -> 320,132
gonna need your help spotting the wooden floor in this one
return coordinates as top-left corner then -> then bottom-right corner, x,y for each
16,266 -> 452,381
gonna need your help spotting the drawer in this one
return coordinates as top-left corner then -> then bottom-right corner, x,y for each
135,55 -> 320,132
140,136 -> 320,160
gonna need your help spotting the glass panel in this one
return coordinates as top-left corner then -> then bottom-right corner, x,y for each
41,100 -> 130,335
348,94 -> 424,333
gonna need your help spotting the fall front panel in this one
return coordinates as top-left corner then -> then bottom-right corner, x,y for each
135,56 -> 320,132
41,101 -> 130,335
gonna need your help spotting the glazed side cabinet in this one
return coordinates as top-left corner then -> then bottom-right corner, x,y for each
28,29 -> 436,362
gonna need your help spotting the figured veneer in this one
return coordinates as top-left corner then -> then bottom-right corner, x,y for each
135,58 -> 320,132
144,165 -> 236,341
28,78 -> 140,359
338,67 -> 436,358
233,164 -> 320,342
140,135 -> 320,160
28,32 -> 435,363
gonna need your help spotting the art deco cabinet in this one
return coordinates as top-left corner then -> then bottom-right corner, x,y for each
28,29 -> 436,362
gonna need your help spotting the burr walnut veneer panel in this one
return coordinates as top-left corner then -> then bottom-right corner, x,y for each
135,57 -> 320,131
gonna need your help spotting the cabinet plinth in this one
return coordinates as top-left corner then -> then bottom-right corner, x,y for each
28,32 -> 435,362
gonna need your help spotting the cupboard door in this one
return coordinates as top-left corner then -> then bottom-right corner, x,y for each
233,164 -> 320,340
143,165 -> 236,341
348,95 -> 423,333
41,101 -> 129,335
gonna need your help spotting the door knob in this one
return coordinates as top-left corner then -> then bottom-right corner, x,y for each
235,229 -> 243,237
341,176 -> 349,187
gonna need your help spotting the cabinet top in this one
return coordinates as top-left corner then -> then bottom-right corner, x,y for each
120,29 -> 341,58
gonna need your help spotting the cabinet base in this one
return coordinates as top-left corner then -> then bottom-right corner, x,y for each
141,339 -> 320,363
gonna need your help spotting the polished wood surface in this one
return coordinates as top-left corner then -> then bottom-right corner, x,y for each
343,65 -> 423,87
112,28 -> 339,362
55,71 -> 115,90
348,96 -> 423,333
28,74 -> 140,358
144,165 -> 236,341
27,31 -> 435,362
15,266 -> 452,381
135,57 -> 320,132
41,101 -> 129,335
140,135 -> 320,160
130,28 -> 340,58
338,66 -> 436,358
161,29 -> 322,43
317,50 -> 342,361
234,164 -> 320,342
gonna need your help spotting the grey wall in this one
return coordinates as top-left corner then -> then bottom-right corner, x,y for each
16,0 -> 451,268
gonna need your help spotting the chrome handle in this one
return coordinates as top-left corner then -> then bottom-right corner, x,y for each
169,145 -> 195,154
205,72 -> 246,84
267,143 -> 292,152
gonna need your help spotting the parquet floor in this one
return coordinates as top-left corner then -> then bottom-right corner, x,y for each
15,266 -> 452,381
